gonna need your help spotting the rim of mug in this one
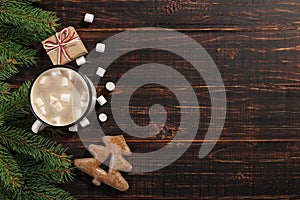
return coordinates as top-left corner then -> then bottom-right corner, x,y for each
29,65 -> 94,128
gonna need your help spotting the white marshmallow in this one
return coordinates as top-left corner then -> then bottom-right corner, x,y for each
51,69 -> 62,77
81,91 -> 88,101
68,124 -> 78,132
76,56 -> 86,66
106,82 -> 115,91
49,95 -> 58,105
62,77 -> 69,87
74,110 -> 83,119
80,117 -> 90,127
96,43 -> 105,53
53,102 -> 64,113
80,101 -> 87,109
61,94 -> 71,103
98,113 -> 107,122
97,95 -> 107,106
96,67 -> 106,77
84,13 -> 94,23
51,116 -> 60,125
40,106 -> 47,115
68,71 -> 75,81
35,98 -> 44,107
39,76 -> 47,85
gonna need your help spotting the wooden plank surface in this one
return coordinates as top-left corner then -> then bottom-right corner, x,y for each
9,0 -> 300,199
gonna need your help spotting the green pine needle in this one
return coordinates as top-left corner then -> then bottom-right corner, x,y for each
0,63 -> 19,81
20,0 -> 40,4
0,41 -> 36,68
0,21 -> 59,46
0,144 -> 24,192
0,126 -> 70,168
0,81 -> 31,123
22,184 -> 75,200
0,1 -> 59,35
0,81 -> 11,96
24,159 -> 74,184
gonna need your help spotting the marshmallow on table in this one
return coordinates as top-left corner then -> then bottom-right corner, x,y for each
35,98 -> 44,107
96,43 -> 105,53
39,76 -> 47,85
97,95 -> 107,106
76,56 -> 86,66
80,117 -> 90,127
106,82 -> 115,91
62,77 -> 69,87
61,94 -> 71,103
96,67 -> 106,77
84,13 -> 94,23
40,106 -> 47,115
53,102 -> 64,113
50,95 -> 58,104
68,124 -> 78,132
98,113 -> 107,122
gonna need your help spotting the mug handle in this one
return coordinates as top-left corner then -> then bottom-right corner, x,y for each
31,120 -> 47,133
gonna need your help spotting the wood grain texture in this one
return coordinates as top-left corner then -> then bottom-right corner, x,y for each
8,0 -> 300,199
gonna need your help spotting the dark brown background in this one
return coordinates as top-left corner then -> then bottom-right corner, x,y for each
11,0 -> 300,199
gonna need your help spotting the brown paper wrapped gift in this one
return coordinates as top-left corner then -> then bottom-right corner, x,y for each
42,26 -> 88,65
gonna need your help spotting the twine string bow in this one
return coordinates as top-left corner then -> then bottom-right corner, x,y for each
43,28 -> 80,65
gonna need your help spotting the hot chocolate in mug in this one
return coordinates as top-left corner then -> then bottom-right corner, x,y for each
30,66 -> 96,133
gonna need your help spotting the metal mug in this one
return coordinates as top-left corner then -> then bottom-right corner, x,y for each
29,65 -> 96,133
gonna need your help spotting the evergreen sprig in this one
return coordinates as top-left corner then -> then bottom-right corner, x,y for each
0,41 -> 36,81
0,126 -> 69,167
0,41 -> 36,67
21,183 -> 75,200
0,144 -> 23,192
0,90 -> 75,199
0,82 -> 10,96
24,159 -> 74,184
0,81 -> 31,122
0,63 -> 19,81
0,0 -> 59,38
0,0 -> 75,199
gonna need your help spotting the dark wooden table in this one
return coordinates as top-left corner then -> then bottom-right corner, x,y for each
12,0 -> 300,199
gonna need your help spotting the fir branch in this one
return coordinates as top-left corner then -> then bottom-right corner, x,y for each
0,23 -> 39,45
4,117 -> 34,133
0,126 -> 71,168
4,118 -> 69,141
39,128 -> 68,140
0,1 -> 59,36
20,0 -> 40,3
0,63 -> 19,81
0,81 -> 31,122
0,144 -> 23,192
0,186 -> 14,200
0,81 -> 11,95
0,22 -> 57,46
0,41 -> 36,68
22,183 -> 75,200
24,159 -> 74,184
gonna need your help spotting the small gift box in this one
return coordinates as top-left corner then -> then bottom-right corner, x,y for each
42,26 -> 88,65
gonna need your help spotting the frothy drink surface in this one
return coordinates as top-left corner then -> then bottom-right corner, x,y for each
30,68 -> 89,126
